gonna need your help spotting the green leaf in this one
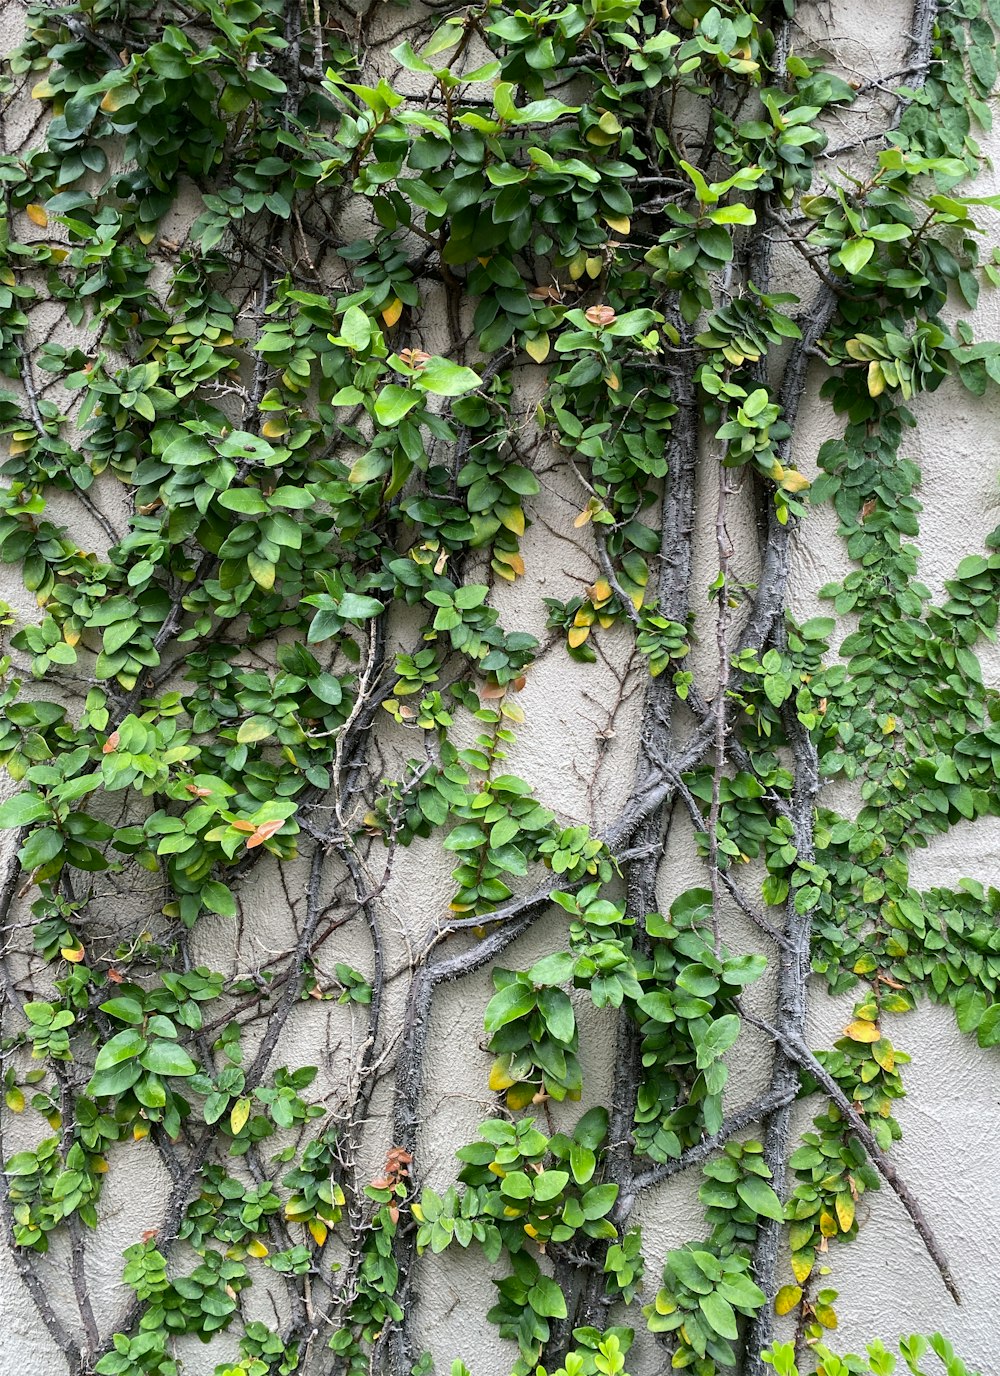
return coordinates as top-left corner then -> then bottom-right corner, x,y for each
337,305 -> 374,350
695,1014 -> 741,1067
581,1183 -> 617,1218
483,981 -> 536,1031
416,358 -> 482,397
202,880 -> 237,917
140,1040 -> 197,1076
338,593 -> 384,620
838,237 -> 874,274
94,1029 -> 146,1072
0,792 -> 51,828
977,1003 -> 1000,1047
218,489 -> 269,515
699,1291 -> 738,1340
99,997 -> 145,1025
527,1275 -> 567,1319
736,1175 -> 785,1221
533,1170 -> 569,1201
536,987 -> 574,1042
237,716 -> 276,744
527,951 -> 575,985
573,1106 -> 608,1149
374,384 -> 422,426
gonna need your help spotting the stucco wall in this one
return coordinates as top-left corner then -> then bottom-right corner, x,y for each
1,0 -> 999,1371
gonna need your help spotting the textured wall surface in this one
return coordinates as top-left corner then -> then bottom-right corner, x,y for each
1,0 -> 999,1372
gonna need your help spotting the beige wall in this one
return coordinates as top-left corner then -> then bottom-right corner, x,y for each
0,0 -> 998,1371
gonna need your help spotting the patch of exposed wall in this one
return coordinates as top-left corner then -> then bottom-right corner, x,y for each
0,0 -> 998,1372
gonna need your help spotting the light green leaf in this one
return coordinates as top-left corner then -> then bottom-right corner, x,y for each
99,997 -> 145,1025
838,237 -> 875,274
416,358 -> 482,397
94,1029 -> 146,1072
139,1040 -> 197,1076
0,792 -> 51,828
483,981 -> 536,1031
736,1174 -> 785,1221
374,384 -> 422,426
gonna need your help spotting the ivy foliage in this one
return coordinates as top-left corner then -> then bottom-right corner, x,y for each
0,0 -> 997,1374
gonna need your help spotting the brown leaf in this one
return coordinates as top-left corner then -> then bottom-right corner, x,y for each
245,817 -> 284,849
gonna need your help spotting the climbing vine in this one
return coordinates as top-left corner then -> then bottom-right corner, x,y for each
0,0 -> 998,1373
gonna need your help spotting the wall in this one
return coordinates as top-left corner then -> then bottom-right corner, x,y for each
0,0 -> 998,1372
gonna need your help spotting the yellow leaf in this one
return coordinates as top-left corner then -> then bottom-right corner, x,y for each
603,214 -> 631,235
779,469 -> 810,494
568,252 -> 587,281
604,370 -> 621,391
26,205 -> 48,227
871,1038 -> 895,1071
585,256 -> 603,279
100,86 -> 133,113
774,1285 -> 802,1316
882,716 -> 896,733
247,552 -> 275,590
261,417 -> 287,439
497,503 -> 525,536
505,1080 -> 535,1110
523,1223 -> 539,1238
867,361 -> 885,397
835,1190 -> 855,1232
61,944 -> 85,963
791,1249 -> 814,1284
654,1290 -> 676,1316
248,1238 -> 269,1258
845,338 -> 872,360
488,1057 -> 516,1092
230,1096 -> 251,1135
5,1087 -> 25,1113
591,578 -> 612,604
844,1019 -> 881,1043
567,626 -> 591,648
819,1209 -> 838,1238
136,225 -> 156,245
525,333 -> 550,363
494,550 -> 525,576
381,297 -> 403,327
133,1122 -> 150,1141
31,79 -> 55,101
308,1218 -> 328,1247
814,1303 -> 838,1330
